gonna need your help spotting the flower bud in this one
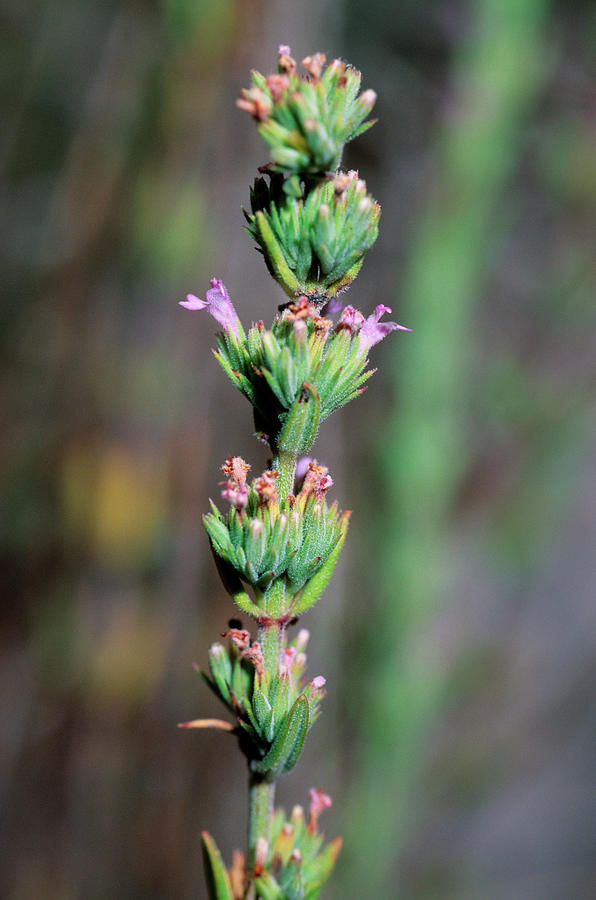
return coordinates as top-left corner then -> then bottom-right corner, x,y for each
359,88 -> 377,111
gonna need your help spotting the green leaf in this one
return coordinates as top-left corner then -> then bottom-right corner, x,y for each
210,548 -> 264,618
255,210 -> 300,296
201,832 -> 234,900
291,513 -> 350,615
252,695 -> 309,779
277,381 -> 321,455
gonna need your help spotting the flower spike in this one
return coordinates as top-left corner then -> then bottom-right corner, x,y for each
178,46 -> 407,900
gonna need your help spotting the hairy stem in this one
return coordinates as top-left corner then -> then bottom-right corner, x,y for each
247,606 -> 288,872
273,448 -> 296,500
258,618 -> 286,673
248,775 -> 275,868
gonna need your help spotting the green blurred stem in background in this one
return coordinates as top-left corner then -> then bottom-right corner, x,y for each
340,0 -> 551,896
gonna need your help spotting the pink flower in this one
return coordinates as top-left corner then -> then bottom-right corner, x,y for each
358,304 -> 411,353
308,788 -> 332,831
335,305 -> 365,335
179,278 -> 241,338
221,481 -> 248,511
299,461 -> 333,501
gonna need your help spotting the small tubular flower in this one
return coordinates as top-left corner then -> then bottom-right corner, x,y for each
179,278 -> 242,338
358,304 -> 411,354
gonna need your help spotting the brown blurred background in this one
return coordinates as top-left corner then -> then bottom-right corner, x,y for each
2,0 -> 596,898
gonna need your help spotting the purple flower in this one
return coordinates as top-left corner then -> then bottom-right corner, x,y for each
294,456 -> 313,488
358,304 -> 411,354
320,297 -> 344,317
221,481 -> 248,511
179,278 -> 241,338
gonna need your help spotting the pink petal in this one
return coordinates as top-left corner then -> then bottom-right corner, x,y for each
179,293 -> 208,311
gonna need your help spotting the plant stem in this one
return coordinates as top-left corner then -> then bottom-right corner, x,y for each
273,448 -> 296,500
258,618 -> 286,673
247,605 -> 288,871
248,774 -> 275,868
246,448 -> 297,874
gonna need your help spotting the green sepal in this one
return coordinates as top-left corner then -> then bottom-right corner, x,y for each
201,832 -> 234,900
254,870 -> 283,900
270,669 -> 291,725
290,512 -> 350,615
252,695 -> 309,779
240,695 -> 262,736
277,381 -> 321,455
206,644 -> 232,705
304,837 -> 343,900
252,687 -> 274,736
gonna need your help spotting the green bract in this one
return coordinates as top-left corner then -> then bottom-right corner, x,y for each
203,488 -> 349,616
238,54 -> 377,175
213,313 -> 375,453
246,171 -> 380,298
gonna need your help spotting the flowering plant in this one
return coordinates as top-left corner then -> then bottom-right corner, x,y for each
179,46 -> 409,900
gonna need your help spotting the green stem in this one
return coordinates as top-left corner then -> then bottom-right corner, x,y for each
248,775 -> 275,868
247,616 -> 287,873
273,448 -> 296,500
247,448 -> 295,876
258,618 -> 286,673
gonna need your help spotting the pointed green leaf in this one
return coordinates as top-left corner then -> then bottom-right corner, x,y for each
210,548 -> 264,618
290,513 -> 350,615
201,832 -> 234,900
255,210 -> 300,296
252,695 -> 309,779
277,381 -> 321,455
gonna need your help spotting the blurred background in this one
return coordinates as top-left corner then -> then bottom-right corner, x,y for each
2,0 -> 595,897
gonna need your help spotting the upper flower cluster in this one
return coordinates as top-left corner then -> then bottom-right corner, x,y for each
237,46 -> 377,175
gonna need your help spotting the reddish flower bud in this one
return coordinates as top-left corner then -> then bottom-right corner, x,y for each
253,469 -> 279,505
308,788 -> 332,831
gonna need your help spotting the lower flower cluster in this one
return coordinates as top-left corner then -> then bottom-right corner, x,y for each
203,790 -> 341,900
200,627 -> 325,778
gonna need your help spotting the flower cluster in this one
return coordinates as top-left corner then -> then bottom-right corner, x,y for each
237,47 -> 377,175
186,627 -> 326,780
204,457 -> 349,618
196,294 -> 407,453
202,791 -> 341,900
245,169 -> 380,299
